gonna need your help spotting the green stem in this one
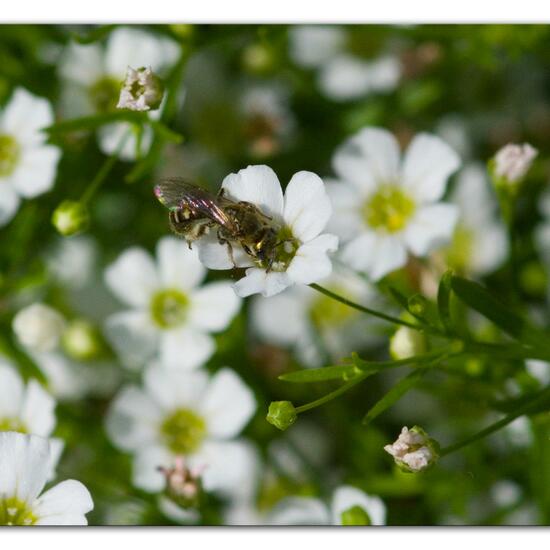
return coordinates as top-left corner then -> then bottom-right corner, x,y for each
440,384 -> 550,457
295,370 -> 371,414
80,131 -> 132,204
310,283 -> 434,333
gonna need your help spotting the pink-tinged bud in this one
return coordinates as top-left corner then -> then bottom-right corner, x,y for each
157,456 -> 204,508
384,426 -> 439,473
493,143 -> 538,185
117,66 -> 164,112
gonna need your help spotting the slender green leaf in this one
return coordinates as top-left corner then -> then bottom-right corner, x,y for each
279,364 -> 362,383
437,270 -> 454,333
43,112 -> 145,135
362,368 -> 427,426
451,275 -> 550,354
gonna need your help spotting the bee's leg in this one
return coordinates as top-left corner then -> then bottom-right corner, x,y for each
217,230 -> 238,268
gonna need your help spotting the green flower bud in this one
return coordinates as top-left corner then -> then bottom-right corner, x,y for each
407,293 -> 428,316
62,319 -> 102,361
266,401 -> 297,431
340,505 -> 371,526
52,201 -> 89,237
389,326 -> 426,360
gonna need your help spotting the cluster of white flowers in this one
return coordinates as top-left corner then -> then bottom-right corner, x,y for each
289,26 -> 401,101
0,360 -> 93,525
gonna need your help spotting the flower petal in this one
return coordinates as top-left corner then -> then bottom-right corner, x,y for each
188,281 -> 241,332
233,268 -> 291,298
324,178 -> 363,240
106,386 -> 162,452
286,233 -> 338,285
222,165 -> 284,219
20,379 -> 56,437
0,362 -> 24,419
58,42 -> 104,87
331,485 -> 386,525
143,365 -> 209,412
193,440 -> 260,499
104,310 -> 158,369
98,122 -> 153,161
10,146 -> 60,198
268,497 -> 330,525
104,247 -> 159,307
105,27 -> 180,76
0,432 -> 50,504
133,445 -> 172,493
196,233 -> 252,270
1,88 -> 54,144
283,171 -> 332,242
200,368 -> 256,439
401,133 -> 460,203
160,327 -> 215,370
404,203 -> 459,256
0,183 -> 20,227
156,236 -> 206,291
333,127 -> 400,193
34,479 -> 93,525
469,223 -> 508,275
341,232 -> 407,281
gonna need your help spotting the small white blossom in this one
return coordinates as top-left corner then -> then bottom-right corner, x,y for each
384,426 -> 439,473
197,165 -> 338,298
104,236 -> 241,370
494,143 -> 538,184
106,365 -> 257,498
268,485 -> 386,526
0,432 -> 93,525
12,303 -> 66,353
389,326 -> 426,360
327,127 -> 460,281
0,88 -> 60,227
117,66 -> 164,112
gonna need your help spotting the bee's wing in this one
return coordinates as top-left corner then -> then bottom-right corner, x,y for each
154,178 -> 235,229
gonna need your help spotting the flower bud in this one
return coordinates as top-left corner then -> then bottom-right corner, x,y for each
158,456 -> 203,509
266,401 -> 297,431
340,505 -> 371,526
52,201 -> 89,237
492,143 -> 538,186
384,425 -> 439,473
12,303 -> 65,352
62,319 -> 102,361
117,66 -> 164,112
389,326 -> 426,360
407,294 -> 428,316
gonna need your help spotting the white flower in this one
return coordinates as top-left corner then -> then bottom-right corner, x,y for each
104,236 -> 241,370
389,326 -> 426,360
494,143 -> 538,184
197,165 -> 338,298
289,26 -> 346,69
327,127 -> 460,281
443,164 -> 508,275
0,432 -> 93,525
0,360 -> 62,481
106,365 -> 256,497
384,426 -> 438,472
117,66 -> 164,112
12,303 -> 66,353
268,485 -> 386,526
288,26 -> 400,102
46,236 -> 98,289
58,27 -> 179,160
318,55 -> 400,102
0,88 -> 60,227
250,269 -> 384,367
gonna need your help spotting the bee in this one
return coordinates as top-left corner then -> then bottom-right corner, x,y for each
154,178 -> 282,269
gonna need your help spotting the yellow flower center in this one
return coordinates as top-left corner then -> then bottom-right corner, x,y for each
362,185 -> 416,233
0,497 -> 37,526
88,76 -> 121,113
0,418 -> 27,432
150,289 -> 189,329
0,134 -> 20,178
309,285 -> 357,329
160,408 -> 206,455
